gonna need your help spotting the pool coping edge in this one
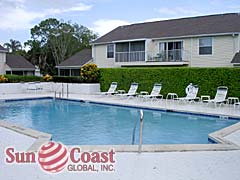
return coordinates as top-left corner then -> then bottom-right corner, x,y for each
0,121 -> 52,152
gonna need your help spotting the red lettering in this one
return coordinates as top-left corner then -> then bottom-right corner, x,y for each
69,147 -> 116,164
5,147 -> 15,163
26,152 -> 36,163
15,152 -> 25,163
81,152 -> 90,163
109,149 -> 115,163
100,152 -> 108,163
5,148 -> 36,163
70,148 -> 81,163
91,152 -> 100,163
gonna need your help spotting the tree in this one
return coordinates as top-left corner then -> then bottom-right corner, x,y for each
29,18 -> 98,67
73,24 -> 98,50
4,39 -> 22,53
24,40 -> 55,75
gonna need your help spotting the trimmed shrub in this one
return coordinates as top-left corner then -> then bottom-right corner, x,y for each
52,76 -> 84,83
5,75 -> 42,83
99,68 -> 240,98
0,75 -> 8,83
43,74 -> 53,82
2,74 -> 99,84
80,64 -> 100,83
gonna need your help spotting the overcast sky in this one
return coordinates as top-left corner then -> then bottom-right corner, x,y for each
0,0 -> 239,45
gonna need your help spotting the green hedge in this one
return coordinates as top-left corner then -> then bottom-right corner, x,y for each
99,68 -> 240,98
3,75 -> 97,83
5,75 -> 42,83
52,76 -> 84,83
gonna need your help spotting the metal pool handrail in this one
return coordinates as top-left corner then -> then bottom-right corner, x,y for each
131,110 -> 144,153
138,110 -> 144,153
54,83 -> 69,99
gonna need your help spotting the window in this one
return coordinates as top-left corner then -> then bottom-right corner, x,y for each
71,69 -> 80,76
130,41 -> 145,52
60,69 -> 70,76
116,42 -> 129,52
158,41 -> 183,61
159,42 -> 165,52
199,37 -> 212,55
107,44 -> 114,58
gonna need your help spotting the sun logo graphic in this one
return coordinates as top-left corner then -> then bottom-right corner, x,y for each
38,142 -> 69,173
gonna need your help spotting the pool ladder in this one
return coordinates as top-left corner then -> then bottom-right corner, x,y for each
132,110 -> 144,153
54,83 -> 69,99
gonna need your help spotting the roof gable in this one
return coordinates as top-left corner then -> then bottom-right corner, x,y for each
6,54 -> 35,69
0,45 -> 7,52
231,51 -> 240,64
94,13 -> 240,44
58,49 -> 92,67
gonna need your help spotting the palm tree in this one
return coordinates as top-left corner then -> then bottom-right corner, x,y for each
4,39 -> 22,53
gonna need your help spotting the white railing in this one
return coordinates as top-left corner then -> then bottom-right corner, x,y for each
147,50 -> 190,62
115,51 -> 145,62
131,110 -> 144,153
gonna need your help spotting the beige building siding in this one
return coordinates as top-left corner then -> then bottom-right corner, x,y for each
150,35 -> 238,67
0,52 -> 6,74
0,64 -> 5,74
0,52 -> 6,63
146,39 -> 155,60
93,44 -> 118,68
93,34 -> 239,68
190,35 -> 236,67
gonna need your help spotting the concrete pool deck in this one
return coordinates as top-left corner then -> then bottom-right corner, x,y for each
1,93 -> 240,179
1,93 -> 239,118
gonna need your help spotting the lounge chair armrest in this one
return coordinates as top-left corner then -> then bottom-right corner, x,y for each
157,94 -> 163,99
140,91 -> 149,95
117,90 -> 126,94
134,93 -> 139,96
195,97 -> 201,101
201,95 -> 211,101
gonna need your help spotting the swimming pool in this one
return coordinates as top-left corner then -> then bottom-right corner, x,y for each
0,98 -> 238,145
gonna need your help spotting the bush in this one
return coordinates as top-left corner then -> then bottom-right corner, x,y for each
43,74 -> 53,82
52,76 -> 84,83
80,64 -> 100,83
99,68 -> 240,98
0,75 -> 8,83
1,73 -> 99,84
5,75 -> 42,83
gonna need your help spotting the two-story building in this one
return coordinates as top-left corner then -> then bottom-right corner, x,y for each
91,13 -> 240,68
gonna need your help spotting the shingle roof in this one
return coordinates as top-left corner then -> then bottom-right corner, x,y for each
58,49 -> 92,67
93,13 -> 240,44
231,51 -> 240,64
6,54 -> 35,69
0,44 -> 7,51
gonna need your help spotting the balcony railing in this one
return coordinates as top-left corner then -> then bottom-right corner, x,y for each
115,50 -> 189,63
147,50 -> 186,62
115,51 -> 145,62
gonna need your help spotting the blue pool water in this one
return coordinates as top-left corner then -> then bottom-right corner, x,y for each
0,98 -> 238,145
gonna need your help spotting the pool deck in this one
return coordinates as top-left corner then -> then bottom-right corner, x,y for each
1,93 -> 240,180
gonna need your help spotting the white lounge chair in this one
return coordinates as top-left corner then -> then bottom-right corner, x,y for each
117,83 -> 138,97
101,82 -> 118,95
203,86 -> 228,104
177,84 -> 199,101
234,102 -> 240,108
138,83 -> 163,99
